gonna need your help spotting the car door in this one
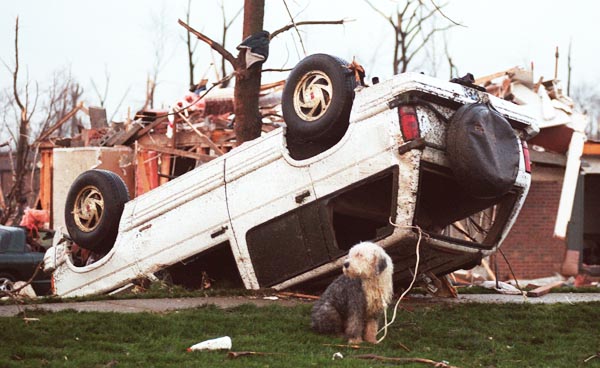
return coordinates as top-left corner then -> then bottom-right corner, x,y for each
226,132 -> 337,288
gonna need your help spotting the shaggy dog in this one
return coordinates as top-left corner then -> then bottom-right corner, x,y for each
311,241 -> 393,344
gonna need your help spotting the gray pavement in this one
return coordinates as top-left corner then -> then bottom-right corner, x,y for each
411,292 -> 600,304
1,293 -> 599,317
0,296 -> 305,317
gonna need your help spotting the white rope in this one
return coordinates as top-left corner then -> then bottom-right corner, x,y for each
376,223 -> 423,343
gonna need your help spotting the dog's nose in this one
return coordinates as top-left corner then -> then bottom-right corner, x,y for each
343,261 -> 350,269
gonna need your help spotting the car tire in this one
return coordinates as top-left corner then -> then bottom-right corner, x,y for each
65,169 -> 130,253
446,103 -> 520,199
282,54 -> 356,158
0,273 -> 16,292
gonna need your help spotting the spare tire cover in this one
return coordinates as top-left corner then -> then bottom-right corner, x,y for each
446,103 -> 520,199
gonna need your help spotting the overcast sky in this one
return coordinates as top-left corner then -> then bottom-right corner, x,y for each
1,0 -> 599,124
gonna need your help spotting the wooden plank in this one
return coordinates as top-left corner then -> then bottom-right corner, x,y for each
276,291 -> 319,300
481,259 -> 496,281
136,149 -> 151,196
138,143 -> 215,162
159,153 -> 171,185
178,113 -> 225,155
474,67 -> 519,85
136,129 -> 237,150
526,281 -> 564,297
133,117 -> 168,140
530,150 -> 567,167
39,150 -> 53,223
583,142 -> 600,156
35,101 -> 84,143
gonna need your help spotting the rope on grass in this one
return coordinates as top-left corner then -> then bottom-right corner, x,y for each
499,248 -> 525,295
376,222 -> 424,343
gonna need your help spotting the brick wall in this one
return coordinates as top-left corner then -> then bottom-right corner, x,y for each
490,166 -> 567,280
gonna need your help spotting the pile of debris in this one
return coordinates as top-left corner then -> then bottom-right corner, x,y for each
443,66 -> 597,294
38,81 -> 285,197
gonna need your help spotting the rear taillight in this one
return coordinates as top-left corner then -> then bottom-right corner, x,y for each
398,105 -> 420,141
522,140 -> 531,173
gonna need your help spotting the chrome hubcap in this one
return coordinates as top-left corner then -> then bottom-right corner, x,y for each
73,186 -> 104,232
293,71 -> 333,121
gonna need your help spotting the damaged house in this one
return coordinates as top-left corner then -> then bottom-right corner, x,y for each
476,67 -> 600,284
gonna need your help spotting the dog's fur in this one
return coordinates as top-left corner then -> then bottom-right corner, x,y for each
311,241 -> 393,343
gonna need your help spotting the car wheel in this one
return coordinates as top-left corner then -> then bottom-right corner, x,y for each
0,273 -> 16,293
65,169 -> 130,253
282,54 -> 356,159
446,103 -> 520,199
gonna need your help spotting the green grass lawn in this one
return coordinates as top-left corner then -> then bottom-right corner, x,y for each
1,302 -> 599,368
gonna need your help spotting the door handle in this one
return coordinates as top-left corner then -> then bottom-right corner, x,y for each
210,225 -> 228,238
295,190 -> 311,204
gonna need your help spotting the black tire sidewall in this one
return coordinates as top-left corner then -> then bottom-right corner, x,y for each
282,54 -> 355,141
64,169 -> 129,253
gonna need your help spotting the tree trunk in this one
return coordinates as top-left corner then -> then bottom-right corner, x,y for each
233,0 -> 265,145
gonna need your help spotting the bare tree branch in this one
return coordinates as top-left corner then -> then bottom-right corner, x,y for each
444,34 -> 458,79
354,354 -> 460,368
90,68 -> 110,107
363,0 -> 396,28
12,17 -> 25,113
404,0 -> 422,33
185,0 -> 196,87
270,19 -> 350,39
3,16 -> 35,224
178,18 -> 237,68
406,6 -> 439,36
282,0 -> 307,56
429,0 -> 465,27
146,3 -> 171,109
110,85 -> 131,122
365,0 -> 456,74
219,1 -> 243,87
224,1 -> 243,29
405,25 -> 454,66
262,68 -> 293,73
34,101 -> 83,143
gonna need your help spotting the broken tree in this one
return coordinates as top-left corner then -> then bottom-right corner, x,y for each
178,1 -> 347,145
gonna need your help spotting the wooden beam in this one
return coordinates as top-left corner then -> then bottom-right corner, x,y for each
177,113 -> 225,155
35,101 -> 84,143
583,142 -> 600,156
136,148 -> 151,196
530,150 -> 566,167
474,67 -> 519,86
39,149 -> 53,223
133,117 -> 168,140
138,143 -> 215,162
260,80 -> 285,91
526,281 -> 564,297
136,130 -> 236,150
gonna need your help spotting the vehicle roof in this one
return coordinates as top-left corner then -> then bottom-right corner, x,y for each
0,225 -> 26,252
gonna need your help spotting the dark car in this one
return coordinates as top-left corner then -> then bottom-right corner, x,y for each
0,225 -> 51,296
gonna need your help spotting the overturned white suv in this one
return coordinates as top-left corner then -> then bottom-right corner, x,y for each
45,54 -> 538,297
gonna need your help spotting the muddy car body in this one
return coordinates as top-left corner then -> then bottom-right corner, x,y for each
46,55 -> 538,297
